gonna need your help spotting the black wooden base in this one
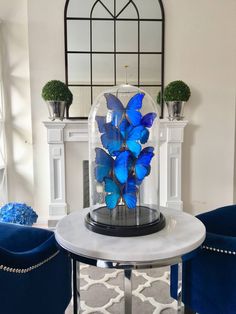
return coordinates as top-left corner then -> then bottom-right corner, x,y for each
84,212 -> 166,237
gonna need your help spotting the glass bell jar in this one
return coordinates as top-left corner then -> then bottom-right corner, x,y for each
85,84 -> 165,236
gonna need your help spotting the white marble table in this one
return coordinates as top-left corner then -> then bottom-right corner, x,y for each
55,207 -> 206,314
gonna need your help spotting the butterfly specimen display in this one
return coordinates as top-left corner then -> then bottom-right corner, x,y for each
85,85 -> 166,237
94,92 -> 157,210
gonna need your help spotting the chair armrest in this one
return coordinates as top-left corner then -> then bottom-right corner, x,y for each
202,231 -> 236,255
197,205 -> 236,236
0,234 -> 62,269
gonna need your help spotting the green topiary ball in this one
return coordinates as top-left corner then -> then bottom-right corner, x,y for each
164,80 -> 191,102
41,80 -> 73,105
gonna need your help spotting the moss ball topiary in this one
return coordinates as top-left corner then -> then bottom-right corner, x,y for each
164,80 -> 191,102
41,80 -> 73,105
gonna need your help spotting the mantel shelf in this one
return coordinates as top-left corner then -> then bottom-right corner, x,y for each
43,119 -> 188,143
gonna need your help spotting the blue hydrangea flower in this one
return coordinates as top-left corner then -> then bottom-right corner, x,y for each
0,202 -> 38,226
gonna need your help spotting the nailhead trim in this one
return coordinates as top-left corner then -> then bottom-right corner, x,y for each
0,250 -> 60,274
202,245 -> 236,255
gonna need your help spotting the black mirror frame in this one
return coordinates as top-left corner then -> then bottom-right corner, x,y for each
64,0 -> 165,119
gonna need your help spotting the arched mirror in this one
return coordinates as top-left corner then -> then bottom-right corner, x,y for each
64,0 -> 165,119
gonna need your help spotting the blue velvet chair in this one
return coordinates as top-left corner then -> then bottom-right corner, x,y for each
0,222 -> 72,314
171,205 -> 236,314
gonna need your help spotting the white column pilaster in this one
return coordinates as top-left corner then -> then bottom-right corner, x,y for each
44,122 -> 67,224
160,120 -> 188,210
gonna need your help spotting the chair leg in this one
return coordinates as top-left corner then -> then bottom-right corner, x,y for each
184,305 -> 196,314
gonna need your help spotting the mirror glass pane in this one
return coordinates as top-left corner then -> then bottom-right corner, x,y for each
140,54 -> 162,85
67,21 -> 90,51
68,54 -> 90,84
133,0 -> 162,19
117,21 -> 138,52
141,86 -> 161,112
116,2 -> 138,18
140,22 -> 162,52
101,0 -> 114,13
67,0 -> 95,18
93,86 -> 113,102
116,54 -> 138,85
92,21 -> 114,51
92,2 -> 113,18
69,87 -> 91,117
92,54 -> 114,84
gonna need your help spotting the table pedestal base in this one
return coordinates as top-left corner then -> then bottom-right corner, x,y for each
124,269 -> 132,314
73,260 -> 80,314
72,259 -> 183,314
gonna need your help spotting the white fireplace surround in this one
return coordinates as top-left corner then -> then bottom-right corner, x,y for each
44,120 -> 187,225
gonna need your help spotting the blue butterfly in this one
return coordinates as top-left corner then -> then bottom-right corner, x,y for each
104,177 -> 137,209
134,147 -> 155,181
140,113 -> 157,144
104,93 -> 144,126
101,123 -> 144,157
95,148 -> 113,183
95,148 -> 131,184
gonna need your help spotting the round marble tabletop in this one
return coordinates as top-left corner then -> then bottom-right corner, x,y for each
55,207 -> 206,266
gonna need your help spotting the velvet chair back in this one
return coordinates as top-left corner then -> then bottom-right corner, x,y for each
171,205 -> 236,314
0,222 -> 72,314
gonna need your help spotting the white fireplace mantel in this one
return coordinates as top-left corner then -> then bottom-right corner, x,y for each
44,119 -> 188,225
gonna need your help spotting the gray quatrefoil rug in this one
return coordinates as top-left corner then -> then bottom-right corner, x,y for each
66,264 -> 177,314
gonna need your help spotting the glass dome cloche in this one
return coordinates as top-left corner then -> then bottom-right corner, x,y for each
85,84 -> 165,236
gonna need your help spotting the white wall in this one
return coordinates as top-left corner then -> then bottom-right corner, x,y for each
0,0 -> 34,205
3,0 -> 236,220
165,0 -> 236,214
28,0 -> 65,221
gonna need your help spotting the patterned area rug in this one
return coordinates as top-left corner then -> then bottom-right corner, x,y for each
66,264 -> 177,314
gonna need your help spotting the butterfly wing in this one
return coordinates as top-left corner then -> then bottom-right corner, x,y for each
104,177 -> 121,209
122,178 -> 137,209
111,111 -> 124,127
126,125 -> 144,157
135,147 -> 154,180
101,124 -> 123,155
134,163 -> 148,181
126,93 -> 144,110
118,118 -> 130,138
95,148 -> 113,182
114,150 -> 130,184
104,93 -> 124,126
126,93 -> 144,126
104,93 -> 124,111
141,146 -> 155,154
126,141 -> 142,158
126,110 -> 142,126
140,128 -> 149,144
95,116 -> 107,133
126,125 -> 144,141
141,112 -> 157,128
